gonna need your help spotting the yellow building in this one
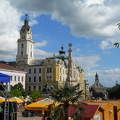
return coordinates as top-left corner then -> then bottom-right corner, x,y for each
25,51 -> 85,94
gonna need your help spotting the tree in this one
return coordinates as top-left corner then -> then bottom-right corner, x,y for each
108,84 -> 120,99
50,84 -> 83,120
10,90 -> 23,97
10,83 -> 26,97
113,23 -> 120,47
30,90 -> 42,101
11,83 -> 24,91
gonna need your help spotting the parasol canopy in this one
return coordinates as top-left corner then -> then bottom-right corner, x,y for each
24,98 -> 54,111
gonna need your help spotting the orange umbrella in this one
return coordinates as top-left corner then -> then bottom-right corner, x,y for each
0,97 -> 5,103
8,97 -> 25,103
24,98 -> 54,111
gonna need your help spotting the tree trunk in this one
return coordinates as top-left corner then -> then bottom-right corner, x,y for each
64,101 -> 69,120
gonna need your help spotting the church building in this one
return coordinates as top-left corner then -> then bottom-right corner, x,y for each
90,73 -> 108,99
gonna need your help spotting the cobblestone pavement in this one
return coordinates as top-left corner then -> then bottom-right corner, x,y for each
17,112 -> 42,120
17,116 -> 42,120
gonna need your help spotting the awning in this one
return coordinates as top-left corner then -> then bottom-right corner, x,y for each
0,73 -> 11,83
24,98 -> 54,111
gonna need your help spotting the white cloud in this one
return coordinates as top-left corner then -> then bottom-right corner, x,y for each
34,49 -> 52,59
0,0 -> 40,61
34,40 -> 51,59
86,68 -> 120,87
0,0 -> 21,60
2,0 -> 120,62
73,55 -> 101,70
99,39 -> 117,50
35,40 -> 48,48
84,0 -> 106,6
8,0 -> 120,38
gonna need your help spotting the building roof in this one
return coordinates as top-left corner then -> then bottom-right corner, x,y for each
0,63 -> 23,71
68,104 -> 99,119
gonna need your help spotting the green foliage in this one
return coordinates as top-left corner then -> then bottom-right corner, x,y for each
50,84 -> 83,120
10,83 -> 26,97
10,90 -> 23,97
30,90 -> 42,101
52,84 -> 82,103
49,104 -> 65,120
108,84 -> 120,99
11,83 -> 24,91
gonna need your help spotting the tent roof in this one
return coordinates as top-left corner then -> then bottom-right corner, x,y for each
68,104 -> 100,118
0,73 -> 11,83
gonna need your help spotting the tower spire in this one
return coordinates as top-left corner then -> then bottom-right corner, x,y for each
59,45 -> 65,55
24,14 -> 29,26
95,72 -> 99,82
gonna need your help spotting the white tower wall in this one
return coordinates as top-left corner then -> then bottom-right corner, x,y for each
16,15 -> 34,66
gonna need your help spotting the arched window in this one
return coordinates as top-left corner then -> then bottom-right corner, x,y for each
21,51 -> 23,56
28,86 -> 31,91
21,43 -> 24,48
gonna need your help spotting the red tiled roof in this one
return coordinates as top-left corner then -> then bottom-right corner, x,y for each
68,104 -> 99,119
0,63 -> 22,71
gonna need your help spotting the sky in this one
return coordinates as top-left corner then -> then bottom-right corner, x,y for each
0,0 -> 120,87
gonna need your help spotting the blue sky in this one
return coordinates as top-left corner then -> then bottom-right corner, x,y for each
25,14 -> 120,87
1,0 -> 120,87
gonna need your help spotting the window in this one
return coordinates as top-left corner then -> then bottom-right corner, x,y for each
18,76 -> 20,81
60,76 -> 61,81
34,76 -> 36,82
29,69 -> 31,74
21,76 -> 24,82
33,86 -> 36,90
47,76 -> 52,80
29,77 -> 31,82
39,86 -> 41,90
50,68 -> 52,72
39,68 -> 41,73
34,68 -> 36,73
39,76 -> 41,82
47,67 -> 52,73
28,86 -> 31,91
21,43 -> 24,48
21,51 -> 23,56
14,76 -> 16,81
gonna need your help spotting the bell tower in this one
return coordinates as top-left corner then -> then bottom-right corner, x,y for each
16,14 -> 34,67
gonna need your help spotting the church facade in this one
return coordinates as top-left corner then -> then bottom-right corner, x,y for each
16,15 -> 86,98
90,73 -> 108,99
